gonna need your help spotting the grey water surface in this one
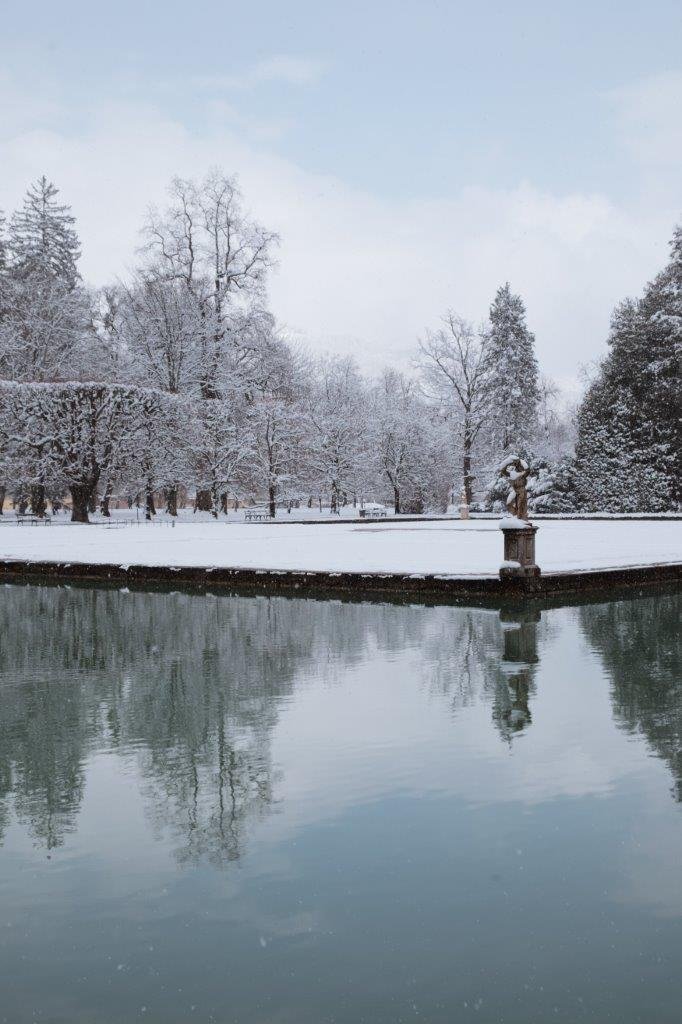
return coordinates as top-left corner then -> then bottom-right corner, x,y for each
0,584 -> 680,1023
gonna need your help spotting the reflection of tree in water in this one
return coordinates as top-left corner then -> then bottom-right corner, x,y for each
3,586 -> 676,856
0,586 -> 93,849
0,584 -> 561,857
0,586 -> 429,858
579,592 -> 682,802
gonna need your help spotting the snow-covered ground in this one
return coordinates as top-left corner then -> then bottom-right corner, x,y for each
0,516 -> 679,576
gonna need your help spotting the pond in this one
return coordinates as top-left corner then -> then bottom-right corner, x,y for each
0,583 -> 680,1023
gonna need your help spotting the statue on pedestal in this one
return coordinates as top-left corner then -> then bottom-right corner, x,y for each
498,455 -> 530,522
497,455 -> 540,581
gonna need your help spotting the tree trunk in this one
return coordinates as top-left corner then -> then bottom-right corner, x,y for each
268,484 -> 276,518
394,486 -> 401,515
165,486 -> 178,517
145,489 -> 156,521
462,428 -> 474,505
100,483 -> 113,518
195,488 -> 212,512
70,485 -> 91,523
210,483 -> 219,518
30,484 -> 47,518
220,492 -> 228,515
0,485 -> 5,514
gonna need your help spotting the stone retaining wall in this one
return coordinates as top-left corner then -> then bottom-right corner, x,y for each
1,558 -> 680,601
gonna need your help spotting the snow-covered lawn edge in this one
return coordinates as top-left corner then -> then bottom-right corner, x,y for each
0,519 -> 679,599
0,519 -> 680,575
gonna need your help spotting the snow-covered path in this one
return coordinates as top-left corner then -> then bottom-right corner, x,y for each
0,518 -> 679,577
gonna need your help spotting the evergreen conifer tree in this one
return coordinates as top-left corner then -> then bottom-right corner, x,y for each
485,283 -> 540,455
8,176 -> 81,288
0,179 -> 90,392
575,226 -> 681,512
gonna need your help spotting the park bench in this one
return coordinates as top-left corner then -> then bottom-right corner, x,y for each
359,507 -> 387,518
15,514 -> 52,525
244,509 -> 270,522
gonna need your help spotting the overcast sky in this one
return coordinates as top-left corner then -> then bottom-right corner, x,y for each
1,0 -> 680,386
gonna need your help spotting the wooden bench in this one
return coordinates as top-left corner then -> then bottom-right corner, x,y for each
360,508 -> 387,518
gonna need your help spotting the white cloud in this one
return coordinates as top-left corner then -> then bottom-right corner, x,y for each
0,74 -> 676,385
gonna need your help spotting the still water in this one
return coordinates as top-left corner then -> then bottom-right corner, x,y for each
0,583 -> 680,1023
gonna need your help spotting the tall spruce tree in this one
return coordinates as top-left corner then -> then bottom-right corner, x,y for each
575,226 -> 681,512
8,176 -> 81,288
485,283 -> 540,455
1,178 -> 88,384
0,180 -> 91,518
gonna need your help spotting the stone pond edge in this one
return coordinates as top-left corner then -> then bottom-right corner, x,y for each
1,558 -> 681,600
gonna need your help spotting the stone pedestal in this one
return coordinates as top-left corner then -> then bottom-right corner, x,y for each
499,521 -> 540,579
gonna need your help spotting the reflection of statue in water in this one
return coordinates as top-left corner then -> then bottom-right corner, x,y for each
498,455 -> 530,522
420,603 -> 540,743
492,608 -> 539,741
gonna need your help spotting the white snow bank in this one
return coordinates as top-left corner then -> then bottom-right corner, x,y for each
0,518 -> 679,576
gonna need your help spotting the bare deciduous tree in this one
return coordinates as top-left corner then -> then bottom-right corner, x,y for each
419,313 -> 490,505
141,171 -> 279,399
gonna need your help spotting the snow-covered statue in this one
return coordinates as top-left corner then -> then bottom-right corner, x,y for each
498,455 -> 530,522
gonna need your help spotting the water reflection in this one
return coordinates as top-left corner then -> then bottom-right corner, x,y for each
580,592 -> 682,802
0,587 -> 329,855
420,604 -> 545,743
0,584 -> 679,865
493,609 -> 539,739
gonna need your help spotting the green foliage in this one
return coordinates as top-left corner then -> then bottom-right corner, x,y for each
575,226 -> 681,512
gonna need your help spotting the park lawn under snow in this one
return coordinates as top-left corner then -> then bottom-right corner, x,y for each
0,517 -> 679,576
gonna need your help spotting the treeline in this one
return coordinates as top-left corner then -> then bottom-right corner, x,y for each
574,228 -> 681,512
0,173 -> 678,520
